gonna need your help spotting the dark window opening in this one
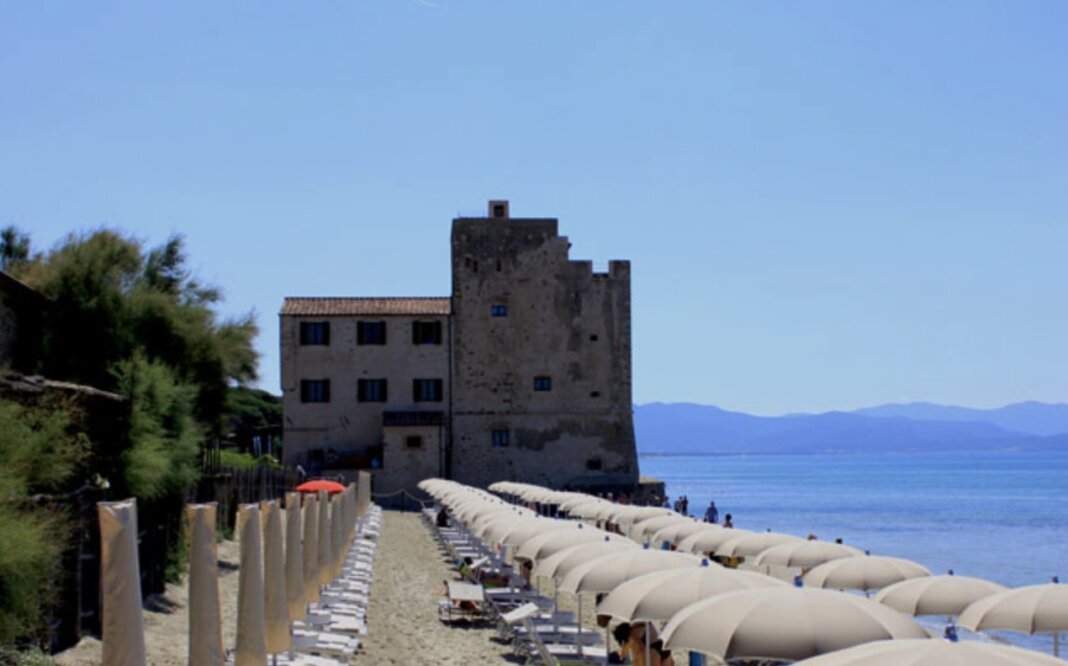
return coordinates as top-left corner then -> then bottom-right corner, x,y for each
589,334 -> 599,342
357,321 -> 386,345
533,376 -> 552,392
493,204 -> 506,218
491,304 -> 508,317
590,391 -> 601,398
358,379 -> 387,402
492,429 -> 510,448
405,435 -> 423,449
412,320 -> 443,345
496,259 -> 502,272
586,457 -> 603,471
300,379 -> 330,403
413,378 -> 443,402
299,321 -> 330,345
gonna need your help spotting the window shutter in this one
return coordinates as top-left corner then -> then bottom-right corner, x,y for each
357,321 -> 365,344
381,380 -> 388,402
434,379 -> 443,400
412,322 -> 419,345
323,380 -> 330,402
322,322 -> 330,346
381,321 -> 387,345
412,379 -> 419,401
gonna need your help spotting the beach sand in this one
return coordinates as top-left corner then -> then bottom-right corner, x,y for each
54,510 -> 515,665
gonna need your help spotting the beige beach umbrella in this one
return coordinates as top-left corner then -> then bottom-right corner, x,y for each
317,490 -> 332,585
533,538 -> 640,582
284,492 -> 306,622
629,514 -> 692,543
597,566 -> 787,623
650,519 -> 720,548
958,583 -> 1068,657
661,587 -> 928,662
235,504 -> 267,666
98,499 -> 147,666
558,495 -> 603,513
791,638 -> 1068,666
558,549 -> 705,594
609,505 -> 674,531
260,500 -> 291,654
677,527 -> 750,556
804,555 -> 931,592
493,519 -> 576,549
516,524 -> 628,563
875,574 -> 1007,617
566,499 -> 614,520
715,531 -> 803,559
754,540 -> 864,569
187,503 -> 223,666
302,493 -> 320,604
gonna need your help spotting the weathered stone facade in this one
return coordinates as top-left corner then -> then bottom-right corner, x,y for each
280,202 -> 639,494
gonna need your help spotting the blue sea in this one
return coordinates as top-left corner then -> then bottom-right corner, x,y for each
640,451 -> 1068,651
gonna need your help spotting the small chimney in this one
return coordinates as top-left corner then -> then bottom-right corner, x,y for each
489,200 -> 509,219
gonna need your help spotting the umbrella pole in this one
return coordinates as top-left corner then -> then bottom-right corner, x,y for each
577,595 -> 583,657
645,624 -> 650,666
1055,632 -> 1059,658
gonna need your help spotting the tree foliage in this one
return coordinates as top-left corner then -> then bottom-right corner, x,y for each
0,226 -> 31,271
14,229 -> 258,432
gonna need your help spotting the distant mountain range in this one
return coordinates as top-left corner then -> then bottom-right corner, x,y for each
634,401 -> 1068,455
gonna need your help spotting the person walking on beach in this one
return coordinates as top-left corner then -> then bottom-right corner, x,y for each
704,500 -> 718,524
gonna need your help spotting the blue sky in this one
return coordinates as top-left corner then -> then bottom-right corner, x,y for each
2,2 -> 1066,415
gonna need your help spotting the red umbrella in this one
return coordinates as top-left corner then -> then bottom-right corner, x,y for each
294,479 -> 346,494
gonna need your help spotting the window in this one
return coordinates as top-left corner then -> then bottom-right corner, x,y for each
412,320 -> 442,345
496,259 -> 502,272
589,334 -> 599,342
493,203 -> 506,218
357,321 -> 386,345
300,379 -> 330,403
533,376 -> 552,392
590,391 -> 601,398
491,304 -> 508,317
413,378 -> 443,402
586,457 -> 603,471
358,379 -> 387,402
492,429 -> 510,448
299,321 -> 330,345
405,435 -> 423,449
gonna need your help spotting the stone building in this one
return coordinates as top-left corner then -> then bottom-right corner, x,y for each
280,201 -> 639,494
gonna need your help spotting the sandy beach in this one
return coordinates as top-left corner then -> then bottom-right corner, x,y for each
54,510 -> 516,666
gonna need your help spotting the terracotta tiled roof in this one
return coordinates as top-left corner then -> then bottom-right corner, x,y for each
280,297 -> 451,316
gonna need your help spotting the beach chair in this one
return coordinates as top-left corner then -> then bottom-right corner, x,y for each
437,580 -> 490,624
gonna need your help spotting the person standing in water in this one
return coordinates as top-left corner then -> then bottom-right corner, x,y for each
704,500 -> 718,523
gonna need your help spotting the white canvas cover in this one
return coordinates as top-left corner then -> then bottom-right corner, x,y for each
317,490 -> 332,585
187,503 -> 223,666
330,494 -> 344,577
261,499 -> 291,653
356,471 -> 371,517
284,492 -> 306,621
302,493 -> 320,604
98,499 -> 147,666
235,503 -> 267,666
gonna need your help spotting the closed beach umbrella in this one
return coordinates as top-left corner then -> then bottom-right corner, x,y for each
754,540 -> 864,569
791,638 -> 1068,666
302,493 -> 319,604
317,490 -> 332,585
597,566 -> 787,623
330,493 -> 344,576
958,583 -> 1068,657
677,527 -> 751,556
875,574 -> 1007,617
629,514 -> 692,543
516,524 -> 628,563
533,539 -> 639,582
661,587 -> 928,662
804,555 -> 931,592
558,549 -> 704,594
715,531 -> 803,558
98,499 -> 147,666
650,520 -> 721,548
235,504 -> 267,666
187,503 -> 223,666
284,492 -> 305,622
260,500 -> 290,654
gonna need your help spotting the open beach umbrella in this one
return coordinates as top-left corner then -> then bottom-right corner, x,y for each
804,555 -> 931,592
677,527 -> 750,556
629,514 -> 692,543
558,549 -> 705,594
958,583 -> 1068,657
649,519 -> 720,548
597,566 -> 787,623
533,539 -> 640,582
295,479 -> 346,494
754,540 -> 865,569
661,587 -> 928,662
791,638 -> 1068,666
875,574 -> 1007,617
515,524 -> 630,563
715,531 -> 804,559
